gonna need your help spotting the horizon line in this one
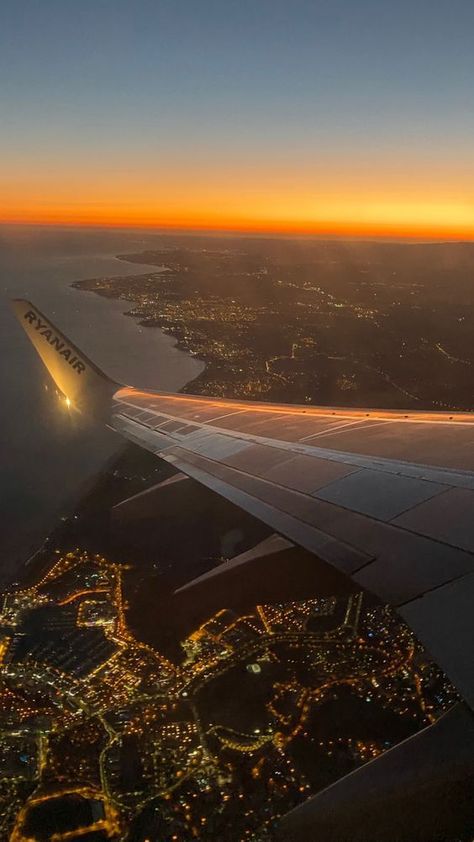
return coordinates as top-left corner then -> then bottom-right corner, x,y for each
2,216 -> 474,244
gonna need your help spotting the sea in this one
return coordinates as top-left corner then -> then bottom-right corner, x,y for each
0,225 -> 204,583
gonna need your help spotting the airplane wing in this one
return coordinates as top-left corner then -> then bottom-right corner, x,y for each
12,299 -> 474,713
112,388 -> 474,712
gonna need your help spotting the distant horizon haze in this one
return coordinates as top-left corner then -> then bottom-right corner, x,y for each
2,220 -> 474,244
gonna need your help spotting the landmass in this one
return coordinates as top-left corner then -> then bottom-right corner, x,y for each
73,236 -> 474,409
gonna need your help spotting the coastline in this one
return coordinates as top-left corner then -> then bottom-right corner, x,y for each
70,263 -> 206,395
71,266 -> 210,394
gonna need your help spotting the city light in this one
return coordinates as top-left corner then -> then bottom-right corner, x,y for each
0,545 -> 455,839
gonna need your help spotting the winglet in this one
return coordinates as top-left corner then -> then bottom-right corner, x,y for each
11,299 -> 120,415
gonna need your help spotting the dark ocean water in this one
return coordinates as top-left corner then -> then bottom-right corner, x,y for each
0,226 -> 203,581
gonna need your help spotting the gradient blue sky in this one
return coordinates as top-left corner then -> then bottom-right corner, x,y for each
1,0 -> 474,235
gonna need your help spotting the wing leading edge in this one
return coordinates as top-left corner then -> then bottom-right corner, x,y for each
12,300 -> 474,712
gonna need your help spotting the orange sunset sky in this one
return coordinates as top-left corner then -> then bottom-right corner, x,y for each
1,0 -> 474,240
